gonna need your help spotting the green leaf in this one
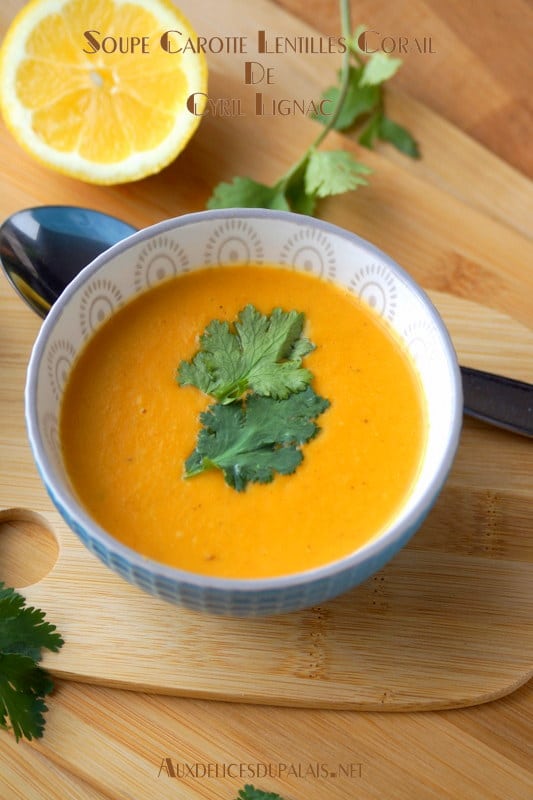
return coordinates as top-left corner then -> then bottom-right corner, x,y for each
358,111 -> 382,149
237,786 -> 286,800
0,583 -> 64,742
287,186 -> 317,216
178,305 -> 315,403
0,654 -> 52,742
0,585 -> 64,661
281,158 -> 317,215
312,85 -> 340,128
314,68 -> 380,130
378,115 -> 421,158
305,149 -> 371,198
206,177 -> 289,211
360,52 -> 402,86
185,388 -> 329,491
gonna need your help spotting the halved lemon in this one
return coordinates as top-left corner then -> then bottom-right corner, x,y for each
0,0 -> 207,184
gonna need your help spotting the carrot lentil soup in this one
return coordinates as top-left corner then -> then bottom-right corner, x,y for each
60,265 -> 426,578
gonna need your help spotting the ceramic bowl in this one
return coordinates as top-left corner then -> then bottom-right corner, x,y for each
25,209 -> 462,616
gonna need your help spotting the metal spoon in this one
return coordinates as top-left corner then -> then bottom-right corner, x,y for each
0,205 -> 531,437
0,205 -> 136,317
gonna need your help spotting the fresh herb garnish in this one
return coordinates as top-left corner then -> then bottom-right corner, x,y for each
185,387 -> 329,491
236,787 -> 286,800
206,0 -> 419,216
178,305 -> 315,404
0,583 -> 64,742
207,1 -> 370,215
178,306 -> 329,491
314,26 -> 420,158
207,147 -> 372,216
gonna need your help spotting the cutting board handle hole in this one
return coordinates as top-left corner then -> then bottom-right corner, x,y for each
0,509 -> 59,588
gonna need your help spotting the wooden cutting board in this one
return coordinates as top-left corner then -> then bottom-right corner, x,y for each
0,0 -> 531,716
1,0 -> 533,797
1,276 -> 532,711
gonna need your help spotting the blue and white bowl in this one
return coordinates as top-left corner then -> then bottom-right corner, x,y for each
25,209 -> 462,616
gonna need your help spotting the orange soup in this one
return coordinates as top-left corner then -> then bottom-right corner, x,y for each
60,265 -> 426,578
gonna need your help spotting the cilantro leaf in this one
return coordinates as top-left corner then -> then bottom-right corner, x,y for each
358,110 -> 382,149
281,157 -> 318,215
237,786 -> 286,800
178,305 -> 315,403
207,177 -> 289,211
360,52 -> 402,86
205,8 -> 421,216
378,115 -> 421,158
313,22 -> 420,163
305,149 -> 372,198
285,182 -> 317,215
0,654 -> 52,742
0,584 -> 64,661
206,165 -> 316,215
0,583 -> 64,742
314,67 -> 380,130
185,388 -> 330,491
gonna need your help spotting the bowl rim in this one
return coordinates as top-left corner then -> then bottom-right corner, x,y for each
25,208 -> 463,593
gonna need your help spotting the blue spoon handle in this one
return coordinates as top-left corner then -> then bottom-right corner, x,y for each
461,366 -> 533,438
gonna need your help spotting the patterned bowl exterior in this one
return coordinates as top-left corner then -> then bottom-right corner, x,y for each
26,209 -> 463,616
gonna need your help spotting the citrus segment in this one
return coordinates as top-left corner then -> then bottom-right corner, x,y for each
77,93 -> 132,162
114,93 -> 175,150
15,59 -> 89,110
32,90 -> 90,152
0,0 -> 207,184
60,0 -> 115,34
25,14 -> 88,65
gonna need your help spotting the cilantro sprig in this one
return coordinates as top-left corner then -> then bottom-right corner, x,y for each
236,787 -> 286,800
207,0 -> 419,216
314,25 -> 420,158
0,583 -> 64,742
178,305 -> 314,403
178,306 -> 329,492
185,388 -> 329,491
207,0 -> 370,215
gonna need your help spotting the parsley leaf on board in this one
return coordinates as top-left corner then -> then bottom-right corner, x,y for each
178,305 -> 315,403
184,387 -> 330,492
0,583 -> 64,742
236,786 -> 286,800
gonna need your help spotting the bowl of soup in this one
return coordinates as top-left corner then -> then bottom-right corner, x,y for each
25,209 -> 462,616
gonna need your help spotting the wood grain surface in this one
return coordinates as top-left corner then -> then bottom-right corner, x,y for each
2,283 -> 532,710
0,0 -> 532,797
275,0 -> 533,177
2,679 -> 531,800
